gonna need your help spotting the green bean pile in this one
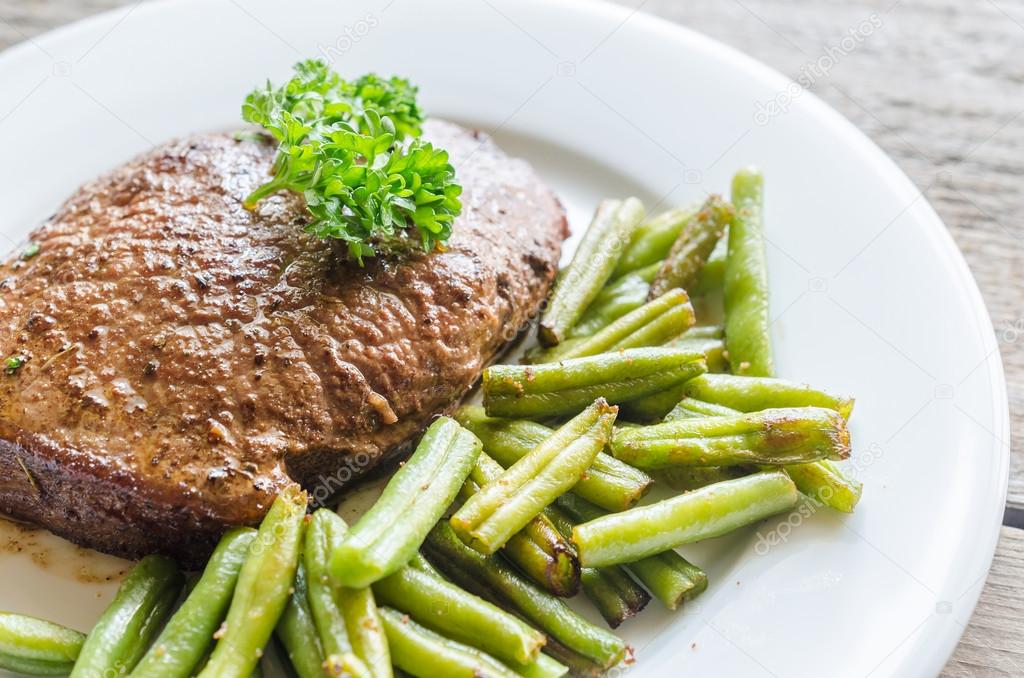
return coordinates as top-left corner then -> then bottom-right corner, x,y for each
0,167 -> 861,677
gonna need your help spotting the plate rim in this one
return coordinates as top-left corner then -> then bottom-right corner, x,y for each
0,0 -> 1010,674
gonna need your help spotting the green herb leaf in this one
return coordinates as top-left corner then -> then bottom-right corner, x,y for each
241,60 -> 460,262
4,355 -> 26,374
20,243 -> 40,260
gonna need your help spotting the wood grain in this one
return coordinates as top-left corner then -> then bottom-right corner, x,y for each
942,527 -> 1024,677
0,1 -> 1020,676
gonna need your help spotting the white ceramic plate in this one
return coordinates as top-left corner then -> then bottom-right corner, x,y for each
0,1 -> 1009,676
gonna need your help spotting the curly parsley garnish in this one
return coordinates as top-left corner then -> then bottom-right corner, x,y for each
4,355 -> 26,374
242,60 -> 462,262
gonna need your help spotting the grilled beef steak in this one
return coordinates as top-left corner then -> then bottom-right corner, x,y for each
0,120 -> 567,564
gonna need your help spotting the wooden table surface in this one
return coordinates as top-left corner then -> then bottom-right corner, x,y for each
0,0 -> 1020,675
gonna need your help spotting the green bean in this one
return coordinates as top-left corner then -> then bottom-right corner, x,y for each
669,396 -> 861,511
568,263 -> 659,339
455,405 -> 652,512
539,198 -> 645,346
482,347 -> 706,419
423,523 -> 626,669
493,510 -> 580,598
534,290 -> 695,363
665,337 -> 728,373
522,338 -> 584,365
786,460 -> 862,513
517,653 -> 569,678
655,393 -> 753,489
599,331 -> 717,423
379,607 -> 519,678
372,563 -> 545,666
681,324 -> 724,339
331,416 -> 482,588
304,510 -> 374,678
545,506 -> 649,628
334,572 -> 391,678
651,466 -> 752,492
0,613 -> 84,676
617,381 -> 692,423
578,568 -> 648,629
627,549 -> 709,610
664,396 -> 742,421
70,555 -> 183,678
539,643 -> 604,678
462,454 -> 580,596
453,400 -> 616,555
682,373 -> 855,419
613,203 -> 700,277
649,196 -> 732,299
724,167 -> 773,376
573,471 -> 799,566
274,563 -> 326,678
198,486 -> 307,678
691,243 -> 726,297
407,553 -> 443,578
131,528 -> 256,678
553,494 -> 707,610
611,406 -> 850,469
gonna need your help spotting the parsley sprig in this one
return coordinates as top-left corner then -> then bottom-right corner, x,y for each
4,355 -> 26,375
242,60 -> 462,262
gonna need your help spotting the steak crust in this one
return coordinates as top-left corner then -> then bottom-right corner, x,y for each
0,120 -> 567,564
